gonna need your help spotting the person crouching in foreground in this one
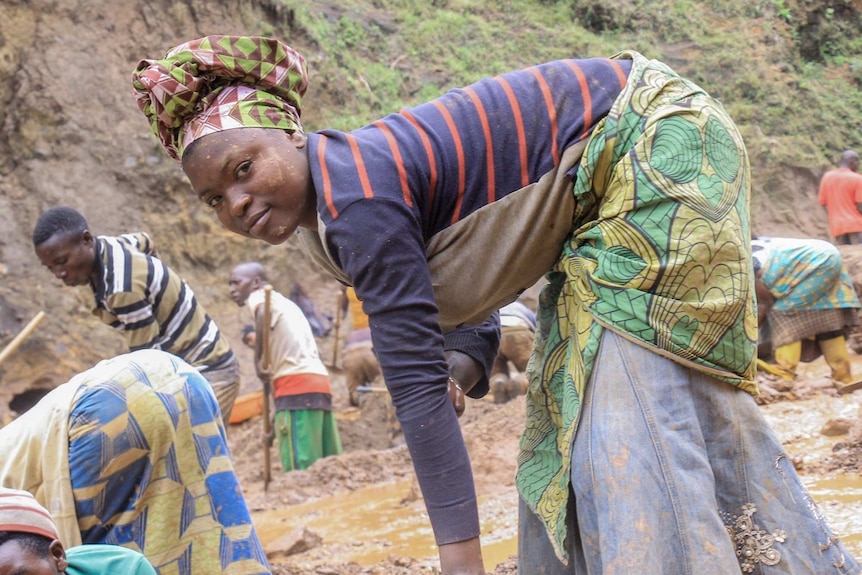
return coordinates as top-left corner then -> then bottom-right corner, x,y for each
0,487 -> 156,575
0,350 -> 270,575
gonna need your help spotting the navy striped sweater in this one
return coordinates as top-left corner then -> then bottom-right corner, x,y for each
306,56 -> 631,544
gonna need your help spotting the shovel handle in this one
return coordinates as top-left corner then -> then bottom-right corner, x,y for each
261,287 -> 273,490
0,311 -> 46,368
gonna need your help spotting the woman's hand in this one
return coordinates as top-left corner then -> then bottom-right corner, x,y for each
445,349 -> 482,417
445,350 -> 483,395
439,537 -> 486,574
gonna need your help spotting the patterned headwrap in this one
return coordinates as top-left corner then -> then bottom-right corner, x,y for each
0,487 -> 61,540
131,35 -> 308,161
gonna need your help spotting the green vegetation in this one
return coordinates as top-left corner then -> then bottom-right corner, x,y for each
259,0 -> 862,186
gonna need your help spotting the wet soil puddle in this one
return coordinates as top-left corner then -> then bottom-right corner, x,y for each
761,356 -> 862,556
253,480 -> 518,566
252,356 -> 862,564
805,475 -> 862,554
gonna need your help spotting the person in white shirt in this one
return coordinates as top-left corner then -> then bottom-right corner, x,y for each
229,262 -> 342,470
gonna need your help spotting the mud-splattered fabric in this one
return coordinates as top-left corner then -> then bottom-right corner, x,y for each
68,350 -> 270,574
132,35 -> 308,160
516,50 -> 758,561
518,329 -> 862,574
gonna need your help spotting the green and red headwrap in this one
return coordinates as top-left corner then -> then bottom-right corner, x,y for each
131,35 -> 308,161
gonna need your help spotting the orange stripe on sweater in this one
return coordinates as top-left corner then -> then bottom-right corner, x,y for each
373,121 -> 414,208
528,67 -> 559,164
431,100 -> 466,223
402,109 -> 438,208
346,134 -> 374,199
318,136 -> 338,219
463,86 -> 495,202
609,59 -> 629,88
495,77 -> 530,187
564,61 -> 592,138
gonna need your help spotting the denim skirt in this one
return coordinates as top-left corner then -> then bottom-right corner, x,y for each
519,329 -> 861,575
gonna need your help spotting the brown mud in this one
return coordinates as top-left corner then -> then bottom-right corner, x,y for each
228,356 -> 862,574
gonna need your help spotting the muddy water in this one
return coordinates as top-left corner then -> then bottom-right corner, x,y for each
254,355 -> 862,565
255,474 -> 861,567
254,480 -> 518,566
254,481 -> 436,565
806,475 -> 862,555
761,354 -> 862,556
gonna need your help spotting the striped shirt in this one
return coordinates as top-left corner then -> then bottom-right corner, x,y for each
305,57 -> 631,544
90,233 -> 235,373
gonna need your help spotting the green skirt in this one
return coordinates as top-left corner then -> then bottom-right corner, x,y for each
275,409 -> 342,471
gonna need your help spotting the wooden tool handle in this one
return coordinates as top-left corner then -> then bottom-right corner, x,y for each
261,286 -> 273,490
0,311 -> 46,367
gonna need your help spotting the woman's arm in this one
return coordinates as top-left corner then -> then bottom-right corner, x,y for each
326,199 -> 483,570
754,276 -> 775,325
444,312 -> 501,399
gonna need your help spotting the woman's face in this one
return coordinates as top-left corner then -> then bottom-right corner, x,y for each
181,128 -> 316,245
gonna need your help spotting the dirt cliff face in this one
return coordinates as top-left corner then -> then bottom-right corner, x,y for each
0,0 -> 339,417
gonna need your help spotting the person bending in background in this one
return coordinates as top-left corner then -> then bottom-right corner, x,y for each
0,350 -> 270,575
490,301 -> 536,404
229,262 -> 342,471
0,487 -> 156,575
133,36 -> 859,574
818,149 -> 862,245
32,206 -> 241,423
341,286 -> 382,406
753,236 -> 861,387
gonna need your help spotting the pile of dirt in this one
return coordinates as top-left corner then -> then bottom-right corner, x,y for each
821,416 -> 862,474
231,381 -> 525,510
228,377 -> 526,574
231,365 -> 862,573
754,371 -> 843,404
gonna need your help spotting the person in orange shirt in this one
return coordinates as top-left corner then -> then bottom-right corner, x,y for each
818,149 -> 862,244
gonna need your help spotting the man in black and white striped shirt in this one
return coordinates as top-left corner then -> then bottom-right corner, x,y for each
32,206 -> 239,423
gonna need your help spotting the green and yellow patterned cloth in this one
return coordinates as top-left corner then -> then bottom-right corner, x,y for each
515,51 -> 759,561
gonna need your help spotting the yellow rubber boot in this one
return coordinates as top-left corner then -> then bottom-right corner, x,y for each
819,335 -> 853,384
773,341 -> 801,374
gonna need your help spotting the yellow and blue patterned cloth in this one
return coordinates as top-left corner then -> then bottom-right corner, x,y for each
754,236 -> 860,348
1,350 -> 270,573
66,350 -> 269,574
754,237 -> 860,312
